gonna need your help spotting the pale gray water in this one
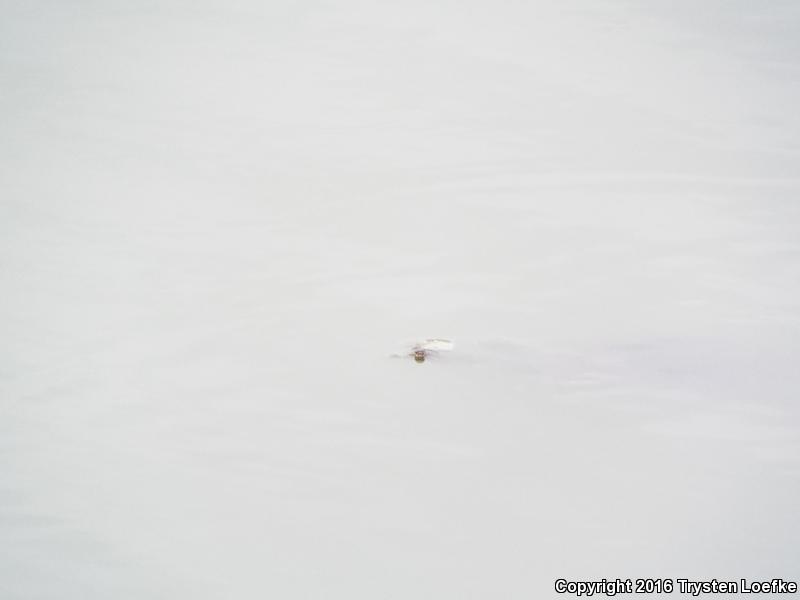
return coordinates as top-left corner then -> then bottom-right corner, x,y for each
2,1 -> 799,598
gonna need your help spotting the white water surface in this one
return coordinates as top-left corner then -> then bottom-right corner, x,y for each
2,1 -> 800,598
